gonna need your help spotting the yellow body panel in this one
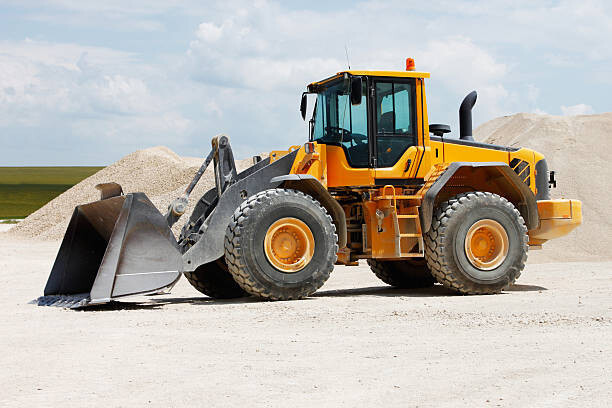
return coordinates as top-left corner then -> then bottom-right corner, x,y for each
374,146 -> 421,179
290,142 -> 328,187
529,200 -> 582,245
270,145 -> 301,163
429,140 -> 444,166
325,145 -> 374,187
508,148 -> 535,191
343,70 -> 430,79
441,141 -> 508,163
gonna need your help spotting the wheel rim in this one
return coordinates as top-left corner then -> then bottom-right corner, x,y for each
464,219 -> 509,270
264,217 -> 315,273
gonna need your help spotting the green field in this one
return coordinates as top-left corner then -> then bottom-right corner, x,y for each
0,167 -> 104,219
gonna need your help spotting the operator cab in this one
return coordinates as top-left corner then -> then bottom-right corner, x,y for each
302,63 -> 429,171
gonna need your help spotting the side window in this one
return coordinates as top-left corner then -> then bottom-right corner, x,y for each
340,81 -> 368,168
375,81 -> 417,167
393,83 -> 412,133
313,99 -> 325,140
312,79 -> 369,168
377,83 -> 394,133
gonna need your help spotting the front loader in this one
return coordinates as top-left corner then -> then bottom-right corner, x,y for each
35,58 -> 582,308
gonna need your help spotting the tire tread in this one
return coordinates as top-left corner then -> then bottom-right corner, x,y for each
424,191 -> 528,294
224,188 -> 337,300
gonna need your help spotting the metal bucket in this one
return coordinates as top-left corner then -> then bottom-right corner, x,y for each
34,192 -> 182,308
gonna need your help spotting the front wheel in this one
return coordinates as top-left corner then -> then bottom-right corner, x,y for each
184,259 -> 247,299
424,192 -> 528,294
224,189 -> 338,300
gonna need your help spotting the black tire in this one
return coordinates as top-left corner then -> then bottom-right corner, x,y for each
367,259 -> 436,288
184,258 -> 247,299
424,191 -> 528,294
224,189 -> 338,300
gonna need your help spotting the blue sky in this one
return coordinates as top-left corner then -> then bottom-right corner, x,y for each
1,0 -> 610,165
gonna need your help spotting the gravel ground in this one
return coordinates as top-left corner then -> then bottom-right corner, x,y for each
1,236 -> 610,407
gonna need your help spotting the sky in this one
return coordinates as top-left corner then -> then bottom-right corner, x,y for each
1,0 -> 611,165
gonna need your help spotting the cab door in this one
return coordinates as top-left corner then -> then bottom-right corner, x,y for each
370,78 -> 422,183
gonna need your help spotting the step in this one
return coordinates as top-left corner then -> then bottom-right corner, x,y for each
399,233 -> 422,238
397,214 -> 419,219
373,195 -> 422,201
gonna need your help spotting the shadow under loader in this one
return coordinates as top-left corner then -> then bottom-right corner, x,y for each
33,135 -> 296,308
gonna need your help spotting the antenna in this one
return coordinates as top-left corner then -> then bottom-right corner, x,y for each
344,44 -> 351,69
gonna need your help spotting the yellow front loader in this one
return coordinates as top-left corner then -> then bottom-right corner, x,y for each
35,59 -> 581,307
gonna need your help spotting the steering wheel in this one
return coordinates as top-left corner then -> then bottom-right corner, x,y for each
343,133 -> 367,147
325,127 -> 368,147
324,126 -> 347,140
350,133 -> 367,143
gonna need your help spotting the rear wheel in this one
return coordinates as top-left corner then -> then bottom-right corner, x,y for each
184,259 -> 247,299
225,189 -> 338,300
367,259 -> 436,288
424,191 -> 528,294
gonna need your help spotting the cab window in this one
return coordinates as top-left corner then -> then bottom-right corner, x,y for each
375,80 -> 417,167
312,79 -> 369,167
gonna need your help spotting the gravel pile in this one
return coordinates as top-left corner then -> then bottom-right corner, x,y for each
475,112 -> 612,262
7,145 -> 259,241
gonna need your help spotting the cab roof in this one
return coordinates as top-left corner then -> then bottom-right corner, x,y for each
309,70 -> 430,88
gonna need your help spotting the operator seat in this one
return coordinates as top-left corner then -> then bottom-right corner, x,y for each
379,111 -> 395,133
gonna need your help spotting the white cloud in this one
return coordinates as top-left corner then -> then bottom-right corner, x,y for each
183,3 -> 514,145
415,37 -> 510,121
417,37 -> 508,89
0,39 -> 191,153
2,0 -> 610,164
561,104 -> 594,116
187,11 -> 343,91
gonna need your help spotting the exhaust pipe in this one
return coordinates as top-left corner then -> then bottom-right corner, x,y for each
459,91 -> 477,141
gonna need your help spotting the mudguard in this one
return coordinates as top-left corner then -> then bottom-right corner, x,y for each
270,174 -> 347,249
419,162 -> 539,233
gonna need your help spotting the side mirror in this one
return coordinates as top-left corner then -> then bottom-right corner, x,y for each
350,77 -> 362,105
300,93 -> 307,120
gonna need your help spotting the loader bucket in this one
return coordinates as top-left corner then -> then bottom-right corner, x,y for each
34,192 -> 182,308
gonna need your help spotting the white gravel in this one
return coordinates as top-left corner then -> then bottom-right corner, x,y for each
475,112 -> 612,262
1,236 -> 610,407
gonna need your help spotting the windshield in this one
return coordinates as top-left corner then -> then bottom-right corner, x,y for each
310,78 -> 369,167
312,79 -> 367,143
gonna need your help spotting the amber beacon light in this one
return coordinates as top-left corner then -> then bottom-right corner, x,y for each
405,57 -> 416,71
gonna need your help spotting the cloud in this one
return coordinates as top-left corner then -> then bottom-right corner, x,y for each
0,39 -> 192,163
6,0 -> 194,32
183,2 -> 513,144
561,104 -> 594,116
2,0 -> 610,164
186,9 -> 343,91
415,36 -> 510,122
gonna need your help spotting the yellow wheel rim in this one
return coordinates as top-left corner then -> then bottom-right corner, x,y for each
464,219 -> 509,270
264,217 -> 315,273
